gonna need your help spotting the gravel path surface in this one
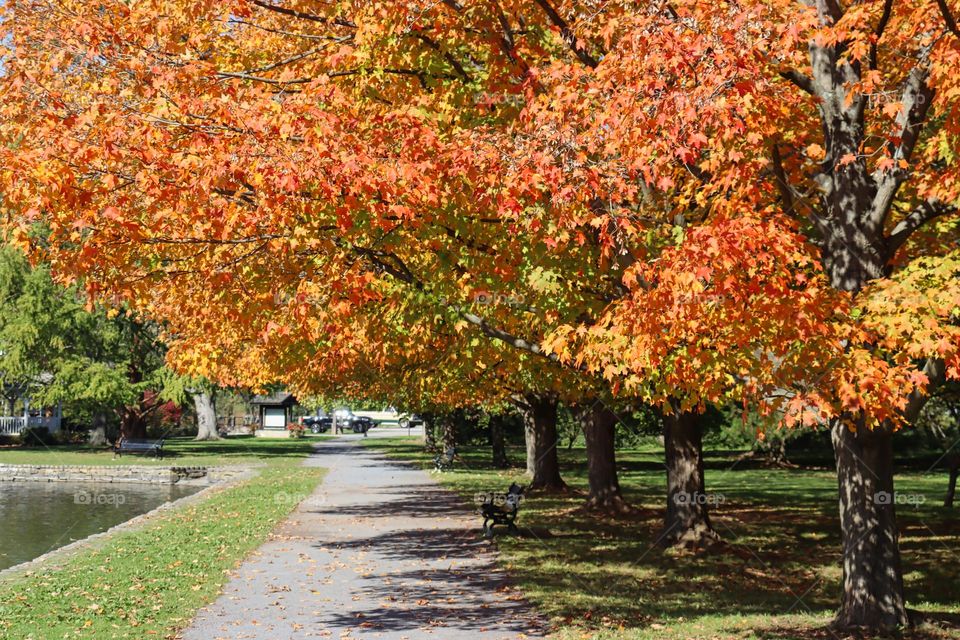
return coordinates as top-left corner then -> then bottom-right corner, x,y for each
180,433 -> 545,639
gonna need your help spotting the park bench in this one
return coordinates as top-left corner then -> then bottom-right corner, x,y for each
433,446 -> 457,472
114,437 -> 165,458
478,482 -> 524,536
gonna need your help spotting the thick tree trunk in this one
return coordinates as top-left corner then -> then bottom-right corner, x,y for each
517,393 -> 566,491
660,409 -> 719,548
423,412 -> 437,451
441,411 -> 458,449
5,397 -> 15,416
798,6 -> 940,630
577,403 -> 631,513
946,456 -> 959,508
489,414 -> 509,469
831,420 -> 909,630
193,391 -> 219,441
120,408 -> 147,440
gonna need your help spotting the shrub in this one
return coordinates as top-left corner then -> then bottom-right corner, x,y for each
287,423 -> 305,439
17,426 -> 53,446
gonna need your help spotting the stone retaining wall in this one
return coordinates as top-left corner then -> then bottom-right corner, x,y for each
0,464 -> 251,485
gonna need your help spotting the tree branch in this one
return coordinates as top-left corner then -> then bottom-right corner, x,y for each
251,0 -> 356,28
217,67 -> 458,86
778,68 -> 815,95
902,358 -> 947,423
937,0 -> 960,38
771,143 -> 796,214
532,0 -> 599,69
869,0 -> 894,70
870,57 -> 935,230
239,43 -> 342,75
457,309 -> 559,362
885,199 -> 956,256
414,34 -> 472,81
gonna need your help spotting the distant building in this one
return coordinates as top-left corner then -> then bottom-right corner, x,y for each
250,393 -> 298,437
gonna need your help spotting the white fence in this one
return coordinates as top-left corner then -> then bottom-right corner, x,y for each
0,416 -> 62,436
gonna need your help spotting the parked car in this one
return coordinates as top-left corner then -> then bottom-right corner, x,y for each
312,410 -> 376,434
306,416 -> 332,433
352,416 -> 376,433
398,413 -> 424,429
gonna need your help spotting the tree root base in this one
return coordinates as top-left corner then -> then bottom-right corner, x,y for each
526,481 -> 569,493
580,494 -> 636,516
660,523 -> 722,553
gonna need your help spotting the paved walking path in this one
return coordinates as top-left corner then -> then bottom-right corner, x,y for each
180,433 -> 545,639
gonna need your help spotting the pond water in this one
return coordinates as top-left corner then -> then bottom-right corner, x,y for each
0,481 -> 201,571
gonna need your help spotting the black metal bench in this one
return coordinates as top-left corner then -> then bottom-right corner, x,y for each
114,437 -> 165,458
433,446 -> 457,472
479,483 -> 524,536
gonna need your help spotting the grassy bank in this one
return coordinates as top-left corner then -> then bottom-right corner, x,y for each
363,437 -> 960,639
0,444 -> 325,639
0,434 -> 323,466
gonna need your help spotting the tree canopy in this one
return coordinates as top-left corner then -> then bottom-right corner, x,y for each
2,0 -> 960,630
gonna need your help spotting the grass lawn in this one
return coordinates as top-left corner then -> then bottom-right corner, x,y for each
0,440 -> 325,639
364,437 -> 960,639
0,434 -> 325,466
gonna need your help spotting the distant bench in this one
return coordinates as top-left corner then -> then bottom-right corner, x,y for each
114,437 -> 165,459
433,446 -> 457,473
478,482 -> 524,536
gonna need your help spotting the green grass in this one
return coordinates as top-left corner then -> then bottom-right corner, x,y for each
0,441 -> 325,639
0,434 -> 324,466
364,437 -> 960,639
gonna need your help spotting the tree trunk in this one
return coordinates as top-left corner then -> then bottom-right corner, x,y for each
516,393 -> 566,491
423,412 -> 437,451
5,397 -> 15,416
660,409 -> 719,548
88,413 -> 108,447
578,403 -> 630,513
489,414 -> 509,468
946,456 -> 959,508
193,391 -> 219,441
441,411 -> 458,449
831,420 -> 909,630
120,407 -> 147,440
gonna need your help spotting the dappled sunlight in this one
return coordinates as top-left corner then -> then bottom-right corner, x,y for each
367,439 -> 960,639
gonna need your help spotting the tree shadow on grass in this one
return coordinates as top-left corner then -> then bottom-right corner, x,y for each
364,442 -> 960,637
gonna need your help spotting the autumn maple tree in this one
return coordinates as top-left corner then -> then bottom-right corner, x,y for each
3,0 -> 960,632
